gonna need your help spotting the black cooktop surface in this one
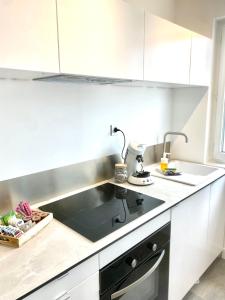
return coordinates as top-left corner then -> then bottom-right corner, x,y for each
40,183 -> 164,242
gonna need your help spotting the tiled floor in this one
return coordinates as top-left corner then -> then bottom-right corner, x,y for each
183,257 -> 225,300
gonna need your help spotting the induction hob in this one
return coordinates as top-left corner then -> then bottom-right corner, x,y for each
39,183 -> 164,242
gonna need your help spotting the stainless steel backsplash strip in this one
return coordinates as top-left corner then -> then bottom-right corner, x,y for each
0,143 -> 169,213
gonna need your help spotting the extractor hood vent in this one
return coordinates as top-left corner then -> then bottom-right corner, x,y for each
33,74 -> 133,85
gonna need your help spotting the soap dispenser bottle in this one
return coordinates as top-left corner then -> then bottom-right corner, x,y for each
160,153 -> 169,171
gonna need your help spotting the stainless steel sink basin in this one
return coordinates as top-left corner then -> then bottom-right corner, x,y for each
150,160 -> 221,185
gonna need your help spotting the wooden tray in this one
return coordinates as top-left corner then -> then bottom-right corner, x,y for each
0,212 -> 53,248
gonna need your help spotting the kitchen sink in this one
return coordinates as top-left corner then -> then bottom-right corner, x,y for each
150,160 -> 221,186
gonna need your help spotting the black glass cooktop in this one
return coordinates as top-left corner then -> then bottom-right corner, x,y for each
40,183 -> 164,242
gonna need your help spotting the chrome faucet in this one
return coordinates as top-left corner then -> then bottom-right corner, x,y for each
163,131 -> 188,154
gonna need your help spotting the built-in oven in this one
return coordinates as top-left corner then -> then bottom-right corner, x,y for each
100,223 -> 170,300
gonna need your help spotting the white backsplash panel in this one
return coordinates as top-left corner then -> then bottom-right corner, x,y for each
0,80 -> 172,180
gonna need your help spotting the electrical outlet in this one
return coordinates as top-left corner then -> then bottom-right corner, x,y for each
110,125 -> 117,136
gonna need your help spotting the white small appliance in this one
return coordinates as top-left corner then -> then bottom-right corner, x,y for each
125,142 -> 153,186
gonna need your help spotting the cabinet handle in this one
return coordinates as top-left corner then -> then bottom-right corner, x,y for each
55,292 -> 71,300
111,250 -> 165,299
56,272 -> 70,281
61,297 -> 71,300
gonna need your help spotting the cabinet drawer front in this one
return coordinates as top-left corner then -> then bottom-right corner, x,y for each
23,255 -> 98,300
99,210 -> 170,268
66,272 -> 99,300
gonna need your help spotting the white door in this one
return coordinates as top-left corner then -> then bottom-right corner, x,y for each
57,0 -> 144,80
67,272 -> 99,300
23,256 -> 99,300
169,186 -> 210,300
190,33 -> 212,86
0,0 -> 59,73
208,176 -> 225,264
144,14 -> 191,84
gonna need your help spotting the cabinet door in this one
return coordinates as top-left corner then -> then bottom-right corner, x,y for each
190,33 -> 212,86
169,187 -> 210,300
57,0 -> 144,80
144,14 -> 191,84
67,272 -> 99,300
208,176 -> 225,263
0,0 -> 59,73
23,256 -> 98,300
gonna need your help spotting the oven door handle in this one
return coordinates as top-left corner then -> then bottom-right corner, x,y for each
111,249 -> 165,300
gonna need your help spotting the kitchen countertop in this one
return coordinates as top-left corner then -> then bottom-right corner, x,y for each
1,164 -> 225,300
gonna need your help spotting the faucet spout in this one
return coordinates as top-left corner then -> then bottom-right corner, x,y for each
163,131 -> 188,154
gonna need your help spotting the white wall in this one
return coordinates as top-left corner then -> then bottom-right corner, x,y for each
171,87 -> 209,163
175,0 -> 225,37
0,80 -> 172,180
126,0 -> 175,21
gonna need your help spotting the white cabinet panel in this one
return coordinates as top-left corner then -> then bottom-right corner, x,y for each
23,255 -> 98,300
0,0 -> 59,73
190,33 -> 212,86
144,14 -> 192,84
208,176 -> 225,263
169,187 -> 210,300
57,0 -> 144,80
67,272 -> 99,300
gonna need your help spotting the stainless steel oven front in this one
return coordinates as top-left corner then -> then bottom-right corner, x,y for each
100,223 -> 170,300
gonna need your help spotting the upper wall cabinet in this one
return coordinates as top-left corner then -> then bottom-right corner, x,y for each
57,0 -> 144,80
190,33 -> 212,86
144,14 -> 192,85
0,1 -> 211,85
0,0 -> 59,74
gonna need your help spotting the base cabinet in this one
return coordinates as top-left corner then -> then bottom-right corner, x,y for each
169,175 -> 225,300
23,273 -> 99,300
208,177 -> 225,264
169,187 -> 210,300
61,272 -> 99,300
23,256 -> 99,300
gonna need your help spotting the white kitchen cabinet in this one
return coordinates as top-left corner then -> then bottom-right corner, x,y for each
169,187 -> 210,300
190,33 -> 212,86
65,272 -> 99,300
0,0 -> 59,73
144,14 -> 192,84
207,176 -> 225,264
23,256 -> 99,300
57,0 -> 144,80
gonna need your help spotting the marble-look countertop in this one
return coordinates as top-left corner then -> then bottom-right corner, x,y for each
1,164 -> 225,300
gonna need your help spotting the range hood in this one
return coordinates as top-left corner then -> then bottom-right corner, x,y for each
33,74 -> 194,88
33,74 -> 133,85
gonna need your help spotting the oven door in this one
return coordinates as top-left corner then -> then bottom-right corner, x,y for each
101,243 -> 169,300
